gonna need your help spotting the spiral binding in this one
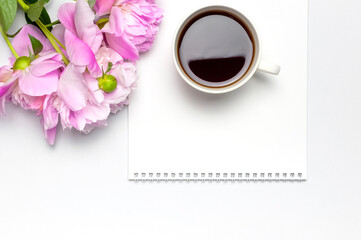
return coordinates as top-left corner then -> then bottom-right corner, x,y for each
130,172 -> 305,181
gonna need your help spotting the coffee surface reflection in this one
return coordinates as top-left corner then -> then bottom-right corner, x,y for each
178,11 -> 254,87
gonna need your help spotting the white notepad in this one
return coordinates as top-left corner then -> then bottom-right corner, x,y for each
128,0 -> 308,181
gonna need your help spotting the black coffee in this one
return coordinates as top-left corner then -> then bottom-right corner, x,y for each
178,11 -> 254,87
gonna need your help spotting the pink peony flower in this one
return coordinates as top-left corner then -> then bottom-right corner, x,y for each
12,25 -> 64,96
11,87 -> 46,112
58,0 -> 103,54
96,0 -> 163,58
1,65 -> 56,118
0,62 -> 58,117
40,89 -> 110,145
40,44 -> 137,145
94,45 -> 137,112
54,0 -> 104,113
16,53 -> 64,96
0,0 -> 161,145
1,25 -> 63,114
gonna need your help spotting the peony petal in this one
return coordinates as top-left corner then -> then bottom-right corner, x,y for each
43,95 -> 59,129
12,25 -> 53,57
17,53 -> 62,96
103,62 -> 136,104
103,84 -> 130,104
105,33 -> 139,60
126,24 -> 147,36
31,52 -> 62,65
30,53 -> 63,77
108,1 -> 163,53
81,103 -> 110,122
115,61 -> 137,88
0,84 -> 13,97
83,72 -> 104,104
59,101 -> 72,130
46,127 -> 57,145
0,81 -> 16,116
102,7 -> 125,35
73,110 -> 87,131
0,65 -> 12,82
42,121 -> 57,145
0,66 -> 17,97
0,95 -> 6,116
58,64 -> 89,111
11,85 -> 42,110
19,70 -> 59,96
69,111 -> 79,129
95,45 -> 123,72
104,64 -> 130,103
58,3 -> 76,35
29,95 -> 46,111
114,0 -> 132,5
51,25 -> 66,48
64,30 -> 101,77
94,0 -> 116,15
124,14 -> 147,36
74,0 -> 103,53
82,120 -> 107,134
30,60 -> 64,77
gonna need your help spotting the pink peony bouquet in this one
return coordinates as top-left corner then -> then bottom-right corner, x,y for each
0,0 -> 163,145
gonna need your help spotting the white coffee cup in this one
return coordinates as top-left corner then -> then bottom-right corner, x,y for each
173,5 -> 280,94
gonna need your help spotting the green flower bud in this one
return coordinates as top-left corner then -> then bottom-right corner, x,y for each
98,74 -> 117,93
13,56 -> 31,70
96,18 -> 109,30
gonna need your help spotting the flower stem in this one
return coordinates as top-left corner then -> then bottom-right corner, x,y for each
36,20 -> 69,65
16,0 -> 69,66
44,20 -> 60,28
17,0 -> 65,50
0,25 -> 19,58
16,0 -> 69,64
46,29 -> 66,50
17,0 -> 29,11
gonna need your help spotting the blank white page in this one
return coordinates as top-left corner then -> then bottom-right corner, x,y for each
129,0 -> 308,181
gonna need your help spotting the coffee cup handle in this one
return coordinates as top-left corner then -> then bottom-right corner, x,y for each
257,61 -> 281,75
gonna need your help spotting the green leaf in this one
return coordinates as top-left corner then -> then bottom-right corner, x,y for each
0,10 -> 7,30
24,0 -> 37,4
24,0 -> 49,4
28,34 -> 43,56
27,0 -> 46,22
106,62 -> 113,74
0,0 -> 18,31
25,7 -> 52,31
88,0 -> 96,8
28,46 -> 35,61
6,27 -> 22,38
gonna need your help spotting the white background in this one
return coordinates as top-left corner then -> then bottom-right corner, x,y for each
0,0 -> 361,239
